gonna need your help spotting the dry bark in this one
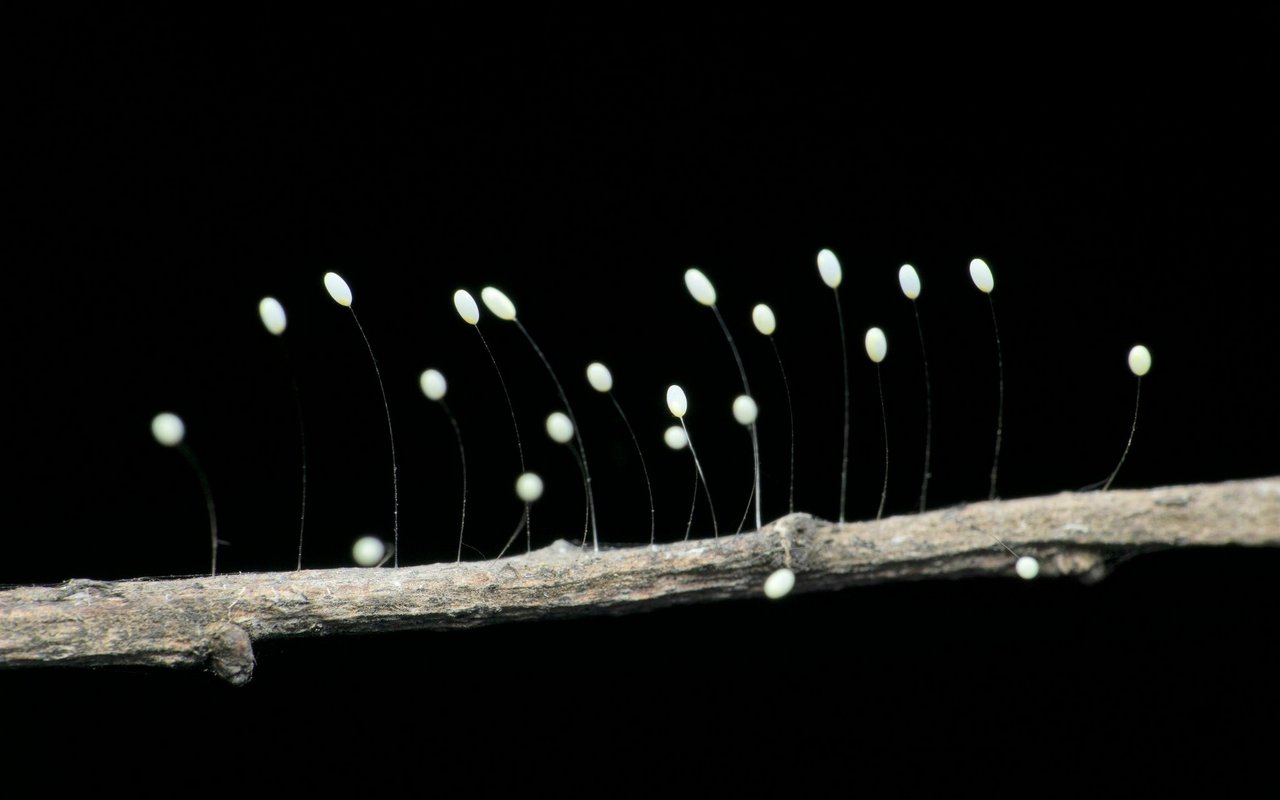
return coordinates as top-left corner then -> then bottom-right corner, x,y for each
2,477 -> 1276,685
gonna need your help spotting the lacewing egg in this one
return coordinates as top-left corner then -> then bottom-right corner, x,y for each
151,412 -> 186,447
481,286 -> 517,321
453,290 -> 480,325
865,327 -> 888,363
684,268 -> 717,307
324,272 -> 353,306
763,568 -> 796,599
258,297 -> 287,335
666,385 -> 688,418
664,425 -> 688,450
420,369 -> 447,401
752,304 -> 776,336
586,362 -> 613,393
969,258 -> 994,294
1015,556 -> 1040,580
1128,345 -> 1152,377
546,411 -> 574,444
353,536 -> 385,567
898,264 -> 921,300
817,249 -> 842,289
516,472 -> 544,503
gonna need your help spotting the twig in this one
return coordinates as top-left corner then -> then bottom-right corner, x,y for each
1,477 -> 1276,686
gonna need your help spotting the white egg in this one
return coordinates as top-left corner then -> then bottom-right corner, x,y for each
683,268 -> 717,306
664,425 -> 688,450
1015,556 -> 1040,580
453,289 -> 480,325
481,286 -> 517,321
864,327 -> 887,363
1128,345 -> 1152,377
732,395 -> 758,426
258,297 -> 287,335
546,411 -> 574,444
352,536 -> 386,567
586,362 -> 613,393
763,568 -> 796,599
516,472 -> 544,503
420,369 -> 447,401
666,385 -> 688,418
817,248 -> 842,289
151,412 -> 186,447
898,264 -> 921,300
969,258 -> 994,293
751,304 -> 776,336
324,272 -> 353,306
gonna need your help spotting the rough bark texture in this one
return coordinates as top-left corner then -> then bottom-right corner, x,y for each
2,477 -> 1276,685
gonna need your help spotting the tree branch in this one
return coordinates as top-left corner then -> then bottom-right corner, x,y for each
2,477 -> 1276,685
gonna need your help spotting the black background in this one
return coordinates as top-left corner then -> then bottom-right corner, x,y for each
6,6 -> 1278,778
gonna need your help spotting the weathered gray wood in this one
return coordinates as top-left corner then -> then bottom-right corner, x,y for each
2,477 -> 1276,685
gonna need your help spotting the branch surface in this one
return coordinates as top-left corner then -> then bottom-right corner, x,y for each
2,477 -> 1277,685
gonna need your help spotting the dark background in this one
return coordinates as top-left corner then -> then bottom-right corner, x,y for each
6,6 -> 1278,775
